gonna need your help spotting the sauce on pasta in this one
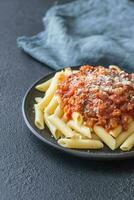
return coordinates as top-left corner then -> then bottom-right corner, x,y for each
57,65 -> 134,131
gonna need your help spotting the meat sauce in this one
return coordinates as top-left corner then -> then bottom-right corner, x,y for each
57,65 -> 134,131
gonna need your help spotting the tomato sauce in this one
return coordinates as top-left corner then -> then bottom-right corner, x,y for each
57,65 -> 134,131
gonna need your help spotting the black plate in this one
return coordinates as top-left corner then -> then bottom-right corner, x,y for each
22,66 -> 134,160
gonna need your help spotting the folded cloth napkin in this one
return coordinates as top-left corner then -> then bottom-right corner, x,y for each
17,0 -> 134,71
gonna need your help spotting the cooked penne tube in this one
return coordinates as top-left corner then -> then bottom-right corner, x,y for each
54,105 -> 64,118
109,125 -> 122,138
71,132 -> 84,139
45,96 -> 58,115
44,96 -> 61,139
67,120 -> 91,138
44,112 -> 61,139
37,72 -> 64,111
56,95 -> 62,105
35,97 -> 43,103
58,138 -> 104,149
62,113 -> 69,122
116,121 -> 134,148
91,133 -> 101,141
64,67 -> 72,75
120,132 -> 134,151
94,125 -> 116,150
35,78 -> 52,92
34,104 -> 44,130
48,115 -> 75,138
72,112 -> 83,125
73,70 -> 79,73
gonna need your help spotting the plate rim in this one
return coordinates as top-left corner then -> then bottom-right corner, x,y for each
22,66 -> 134,160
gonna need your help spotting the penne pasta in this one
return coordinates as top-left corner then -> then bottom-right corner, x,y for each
73,70 -> 79,73
91,133 -> 102,141
71,132 -> 84,139
64,67 -> 72,75
109,125 -> 122,138
44,95 -> 61,139
44,112 -> 61,139
62,113 -> 69,123
48,115 -> 75,138
67,120 -> 91,139
35,97 -> 43,103
34,104 -> 44,130
35,78 -> 52,92
72,112 -> 83,125
120,132 -> 134,151
116,121 -> 134,148
37,72 -> 64,111
56,95 -> 62,105
94,125 -> 116,150
54,105 -> 64,118
45,96 -> 58,115
58,138 -> 104,149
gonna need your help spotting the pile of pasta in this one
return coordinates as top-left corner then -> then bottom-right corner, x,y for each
34,68 -> 134,151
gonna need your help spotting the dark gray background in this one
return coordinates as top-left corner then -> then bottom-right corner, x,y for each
0,0 -> 134,200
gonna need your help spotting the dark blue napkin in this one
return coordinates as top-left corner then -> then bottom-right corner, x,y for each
17,0 -> 134,71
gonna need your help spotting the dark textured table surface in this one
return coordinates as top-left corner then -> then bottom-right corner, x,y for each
1,0 -> 134,200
